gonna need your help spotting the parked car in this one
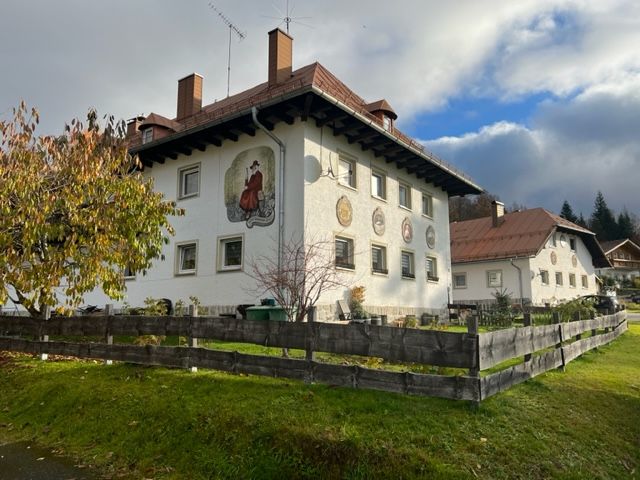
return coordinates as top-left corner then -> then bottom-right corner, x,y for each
630,294 -> 640,304
577,295 -> 623,314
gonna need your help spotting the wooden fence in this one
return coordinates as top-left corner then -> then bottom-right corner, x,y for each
0,309 -> 627,403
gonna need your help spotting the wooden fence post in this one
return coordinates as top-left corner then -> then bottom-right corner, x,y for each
188,304 -> 198,373
604,308 -> 614,333
574,311 -> 581,340
590,310 -> 596,338
467,312 -> 480,405
552,311 -> 565,371
104,304 -> 114,365
523,312 -> 532,362
306,306 -> 316,362
39,305 -> 51,361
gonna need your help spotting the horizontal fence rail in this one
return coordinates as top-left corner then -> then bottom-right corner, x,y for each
0,310 -> 628,403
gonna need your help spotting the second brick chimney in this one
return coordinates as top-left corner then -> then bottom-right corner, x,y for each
491,201 -> 505,228
176,73 -> 203,120
268,28 -> 293,87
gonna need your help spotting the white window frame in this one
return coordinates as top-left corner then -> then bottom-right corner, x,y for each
401,250 -> 415,279
371,244 -> 388,275
569,273 -> 576,288
569,238 -> 576,251
453,273 -> 467,289
337,153 -> 356,189
425,256 -> 438,282
217,235 -> 244,272
123,265 -> 136,280
383,115 -> 392,131
335,236 -> 355,270
178,164 -> 200,200
398,181 -> 412,210
421,192 -> 434,218
371,169 -> 386,200
581,275 -> 588,289
540,270 -> 549,285
175,241 -> 198,275
142,128 -> 153,144
487,270 -> 502,288
555,271 -> 563,286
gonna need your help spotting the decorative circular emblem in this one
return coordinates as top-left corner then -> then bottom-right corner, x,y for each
401,217 -> 413,243
550,251 -> 557,265
336,196 -> 352,227
572,255 -> 577,268
426,225 -> 436,249
372,207 -> 385,236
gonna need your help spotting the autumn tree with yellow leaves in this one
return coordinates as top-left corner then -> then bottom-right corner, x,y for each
0,103 -> 181,317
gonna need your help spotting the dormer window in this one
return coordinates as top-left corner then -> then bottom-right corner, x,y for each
142,128 -> 153,144
383,115 -> 392,131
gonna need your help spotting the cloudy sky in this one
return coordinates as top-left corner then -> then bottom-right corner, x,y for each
2,0 -> 639,217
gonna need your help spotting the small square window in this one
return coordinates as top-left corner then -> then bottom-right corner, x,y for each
335,236 -> 355,270
569,273 -> 576,288
338,154 -> 356,189
569,238 -> 576,251
453,273 -> 467,289
540,270 -> 549,285
555,272 -> 563,286
581,275 -> 588,288
178,165 -> 200,199
142,128 -> 153,144
176,242 -> 197,275
371,170 -> 386,199
218,236 -> 243,271
422,193 -> 433,218
487,270 -> 502,288
371,245 -> 387,274
401,251 -> 415,278
399,182 -> 411,209
425,256 -> 438,282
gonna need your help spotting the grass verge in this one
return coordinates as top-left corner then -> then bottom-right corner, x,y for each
1,325 -> 639,479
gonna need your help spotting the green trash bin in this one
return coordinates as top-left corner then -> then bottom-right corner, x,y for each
246,306 -> 288,321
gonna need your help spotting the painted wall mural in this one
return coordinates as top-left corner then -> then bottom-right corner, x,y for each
224,146 -> 276,228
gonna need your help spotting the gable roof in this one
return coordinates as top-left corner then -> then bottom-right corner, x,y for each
450,208 -> 611,268
129,61 -> 483,197
599,238 -> 640,255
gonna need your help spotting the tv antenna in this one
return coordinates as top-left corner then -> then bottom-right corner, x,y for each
208,3 -> 246,97
263,0 -> 313,34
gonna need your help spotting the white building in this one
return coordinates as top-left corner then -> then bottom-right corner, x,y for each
450,202 -> 611,306
86,29 -> 482,321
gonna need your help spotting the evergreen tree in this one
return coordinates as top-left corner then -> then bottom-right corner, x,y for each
559,200 -> 578,223
589,191 -> 618,241
576,213 -> 588,228
617,209 -> 636,239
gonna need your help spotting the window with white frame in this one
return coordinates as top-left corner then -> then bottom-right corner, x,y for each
371,244 -> 387,274
178,164 -> 200,199
422,193 -> 433,218
335,236 -> 355,269
425,256 -> 438,281
453,273 -> 467,289
581,275 -> 588,288
338,154 -> 356,188
176,242 -> 197,275
401,251 -> 415,278
383,115 -> 392,131
218,236 -> 243,271
555,271 -> 563,286
487,270 -> 502,288
142,128 -> 153,144
123,265 -> 136,280
569,273 -> 576,287
570,238 -> 576,251
398,181 -> 411,209
371,170 -> 386,199
540,270 -> 549,285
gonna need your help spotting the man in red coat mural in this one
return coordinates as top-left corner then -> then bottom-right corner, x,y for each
239,160 -> 263,219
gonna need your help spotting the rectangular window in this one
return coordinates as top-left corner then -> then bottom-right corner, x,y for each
555,272 -> 563,286
570,238 -> 576,251
176,242 -> 197,275
123,265 -> 136,280
178,164 -> 200,199
422,193 -> 433,218
383,115 -> 392,131
142,128 -> 153,144
335,236 -> 355,270
401,251 -> 415,278
371,170 -> 386,199
425,256 -> 438,282
581,275 -> 588,288
218,236 -> 243,271
540,270 -> 549,285
371,245 -> 388,274
487,270 -> 502,288
551,234 -> 557,247
569,273 -> 576,288
398,181 -> 411,209
338,154 -> 356,188
453,273 -> 467,289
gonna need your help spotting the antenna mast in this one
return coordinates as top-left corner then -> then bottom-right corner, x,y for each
208,3 -> 246,97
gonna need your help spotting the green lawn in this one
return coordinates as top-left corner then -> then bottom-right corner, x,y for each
0,325 -> 638,479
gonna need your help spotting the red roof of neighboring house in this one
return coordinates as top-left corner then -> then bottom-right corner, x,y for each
450,208 -> 611,267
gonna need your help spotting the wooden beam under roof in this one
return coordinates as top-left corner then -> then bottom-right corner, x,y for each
347,129 -> 377,144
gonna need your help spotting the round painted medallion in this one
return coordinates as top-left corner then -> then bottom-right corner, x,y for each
336,196 -> 352,227
572,255 -> 577,267
426,225 -> 436,249
550,251 -> 557,265
372,207 -> 385,236
401,217 -> 413,243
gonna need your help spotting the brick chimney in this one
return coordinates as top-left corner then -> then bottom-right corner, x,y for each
176,73 -> 203,120
268,28 -> 293,86
126,116 -> 145,138
491,201 -> 505,228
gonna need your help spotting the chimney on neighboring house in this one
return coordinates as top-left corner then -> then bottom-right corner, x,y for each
176,73 -> 203,120
126,116 -> 145,137
491,201 -> 505,227
268,28 -> 293,86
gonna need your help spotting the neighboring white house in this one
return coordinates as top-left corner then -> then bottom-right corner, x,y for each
83,29 -> 482,321
450,202 -> 611,306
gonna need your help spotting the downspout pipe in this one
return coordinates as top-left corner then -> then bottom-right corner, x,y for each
510,258 -> 525,310
251,106 -> 285,277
